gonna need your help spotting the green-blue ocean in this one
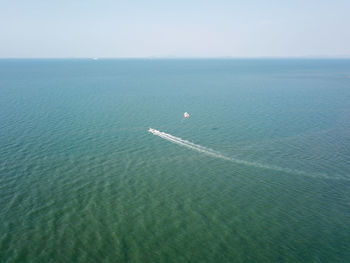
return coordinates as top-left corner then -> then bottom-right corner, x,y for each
1,59 -> 350,262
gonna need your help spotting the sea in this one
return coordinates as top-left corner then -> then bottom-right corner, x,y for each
0,59 -> 349,262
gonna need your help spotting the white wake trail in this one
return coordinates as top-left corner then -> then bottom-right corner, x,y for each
150,128 -> 230,161
148,128 -> 348,180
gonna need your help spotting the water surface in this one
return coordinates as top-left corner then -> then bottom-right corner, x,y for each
1,59 -> 350,262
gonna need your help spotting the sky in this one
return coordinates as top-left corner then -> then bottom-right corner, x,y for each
1,0 -> 350,58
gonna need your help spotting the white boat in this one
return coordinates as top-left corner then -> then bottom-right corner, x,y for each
148,128 -> 159,134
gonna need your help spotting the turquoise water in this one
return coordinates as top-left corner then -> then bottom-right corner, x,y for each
1,59 -> 350,262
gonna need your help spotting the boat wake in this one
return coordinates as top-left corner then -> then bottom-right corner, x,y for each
148,128 -> 348,180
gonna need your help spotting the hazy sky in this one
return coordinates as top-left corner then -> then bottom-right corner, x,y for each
1,0 -> 350,58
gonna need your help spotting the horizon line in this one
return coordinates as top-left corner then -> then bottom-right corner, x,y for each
1,56 -> 350,60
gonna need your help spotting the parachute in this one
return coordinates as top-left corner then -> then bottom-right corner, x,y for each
184,112 -> 190,119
